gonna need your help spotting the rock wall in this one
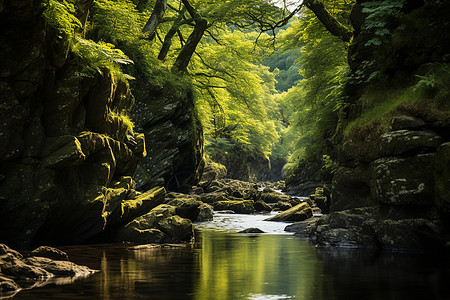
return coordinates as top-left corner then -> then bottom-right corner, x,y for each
130,78 -> 204,193
309,0 -> 450,250
0,1 -> 165,248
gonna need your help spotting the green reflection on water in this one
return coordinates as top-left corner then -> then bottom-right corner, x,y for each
193,231 -> 330,300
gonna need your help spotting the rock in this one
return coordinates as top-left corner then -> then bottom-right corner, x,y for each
259,191 -> 292,204
265,202 -> 313,222
200,192 -> 229,204
273,201 -> 293,211
130,78 -> 203,192
165,197 -> 204,221
379,130 -> 443,157
390,115 -> 426,130
200,157 -> 227,181
315,228 -> 378,248
114,187 -> 166,227
212,200 -> 255,214
0,244 -> 95,290
0,275 -> 20,295
254,200 -> 272,212
115,228 -> 166,244
434,142 -> 450,214
238,228 -> 265,233
22,256 -> 92,277
41,136 -> 85,169
30,246 -> 69,261
115,202 -> 195,243
370,154 -> 435,206
331,166 -> 373,212
370,218 -> 441,250
196,203 -> 214,222
284,218 -> 318,235
285,159 -> 323,196
156,215 -> 194,243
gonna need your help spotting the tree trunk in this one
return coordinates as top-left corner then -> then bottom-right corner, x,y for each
172,18 -> 207,73
304,0 -> 353,43
158,8 -> 186,61
142,0 -> 167,39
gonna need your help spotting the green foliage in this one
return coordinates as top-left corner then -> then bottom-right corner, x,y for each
72,37 -> 134,79
275,2 -> 352,171
345,63 -> 450,135
362,0 -> 407,47
41,0 -> 82,40
322,155 -> 338,174
262,49 -> 303,92
89,0 -> 148,44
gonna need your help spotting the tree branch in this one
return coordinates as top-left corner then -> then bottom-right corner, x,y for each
303,0 -> 353,42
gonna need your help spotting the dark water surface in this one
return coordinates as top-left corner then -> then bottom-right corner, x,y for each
12,214 -> 450,299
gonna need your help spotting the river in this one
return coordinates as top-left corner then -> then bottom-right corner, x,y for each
12,212 -> 450,299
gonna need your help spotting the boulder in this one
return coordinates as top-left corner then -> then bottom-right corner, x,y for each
259,191 -> 292,204
273,201 -> 292,211
239,228 -> 265,233
378,130 -> 443,157
200,192 -> 229,204
370,218 -> 441,250
331,166 -> 373,212
265,202 -> 313,222
254,200 -> 272,212
212,200 -> 255,214
196,203 -> 214,222
30,246 -> 69,261
156,215 -> 194,243
165,196 -> 204,221
0,244 -> 95,297
370,154 -> 435,206
390,115 -> 426,130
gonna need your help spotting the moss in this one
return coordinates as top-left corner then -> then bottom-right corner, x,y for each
345,78 -> 450,137
212,200 -> 255,214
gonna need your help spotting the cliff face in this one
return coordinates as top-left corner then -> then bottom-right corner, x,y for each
0,1 -> 175,248
131,78 -> 204,193
310,0 -> 450,250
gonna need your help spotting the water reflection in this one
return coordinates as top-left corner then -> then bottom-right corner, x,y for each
11,232 -> 450,299
193,231 -> 326,300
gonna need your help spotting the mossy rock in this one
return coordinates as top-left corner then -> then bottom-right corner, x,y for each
212,200 -> 255,214
265,202 -> 313,222
156,215 -> 194,243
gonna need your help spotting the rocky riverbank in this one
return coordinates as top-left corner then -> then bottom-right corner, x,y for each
0,244 -> 95,298
111,178 -> 317,244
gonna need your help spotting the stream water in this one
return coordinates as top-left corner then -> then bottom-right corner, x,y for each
12,212 -> 450,299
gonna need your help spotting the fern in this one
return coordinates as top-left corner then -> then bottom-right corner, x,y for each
71,37 -> 134,79
41,0 -> 82,40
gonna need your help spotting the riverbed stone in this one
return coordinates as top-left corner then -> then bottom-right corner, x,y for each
212,200 -> 255,214
254,200 -> 272,212
196,203 -> 214,221
265,202 -> 313,222
30,246 -> 69,261
239,228 -> 265,233
156,215 -> 194,243
259,191 -> 292,204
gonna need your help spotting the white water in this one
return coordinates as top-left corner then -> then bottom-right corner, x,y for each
194,211 -> 294,234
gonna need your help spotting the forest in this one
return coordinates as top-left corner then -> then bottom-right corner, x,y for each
0,0 -> 450,298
